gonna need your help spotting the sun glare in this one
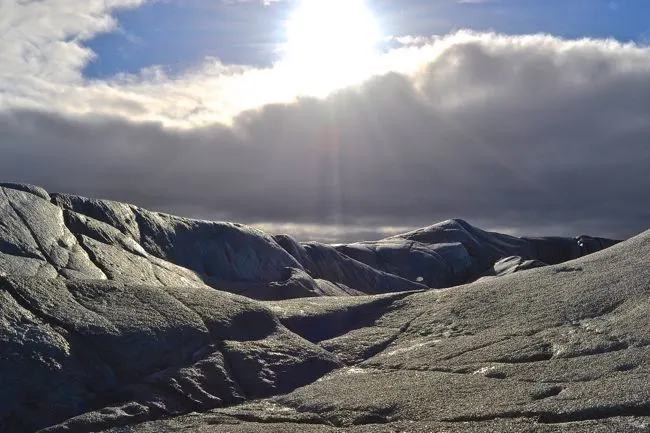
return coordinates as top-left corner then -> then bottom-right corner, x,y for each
282,0 -> 381,93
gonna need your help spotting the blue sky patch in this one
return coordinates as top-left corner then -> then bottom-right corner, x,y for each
83,0 -> 650,79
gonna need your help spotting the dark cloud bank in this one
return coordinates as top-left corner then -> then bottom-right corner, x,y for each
2,34 -> 649,241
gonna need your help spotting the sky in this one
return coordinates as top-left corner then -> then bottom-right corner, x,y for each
1,0 -> 649,242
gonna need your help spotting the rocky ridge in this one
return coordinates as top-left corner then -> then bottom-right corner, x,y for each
0,183 -> 616,299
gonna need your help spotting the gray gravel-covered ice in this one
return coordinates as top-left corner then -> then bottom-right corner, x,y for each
0,183 -> 645,433
0,183 -> 616,299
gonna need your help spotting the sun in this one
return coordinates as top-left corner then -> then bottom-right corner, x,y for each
282,0 -> 381,89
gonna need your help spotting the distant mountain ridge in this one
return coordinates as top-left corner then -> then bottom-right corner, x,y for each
0,183 -> 618,300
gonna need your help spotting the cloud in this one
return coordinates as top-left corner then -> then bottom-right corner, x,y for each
0,1 -> 649,241
0,0 -> 143,81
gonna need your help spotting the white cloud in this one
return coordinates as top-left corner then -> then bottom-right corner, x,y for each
0,0 -> 144,81
3,1 -> 645,130
0,1 -> 649,240
0,2 -> 518,126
